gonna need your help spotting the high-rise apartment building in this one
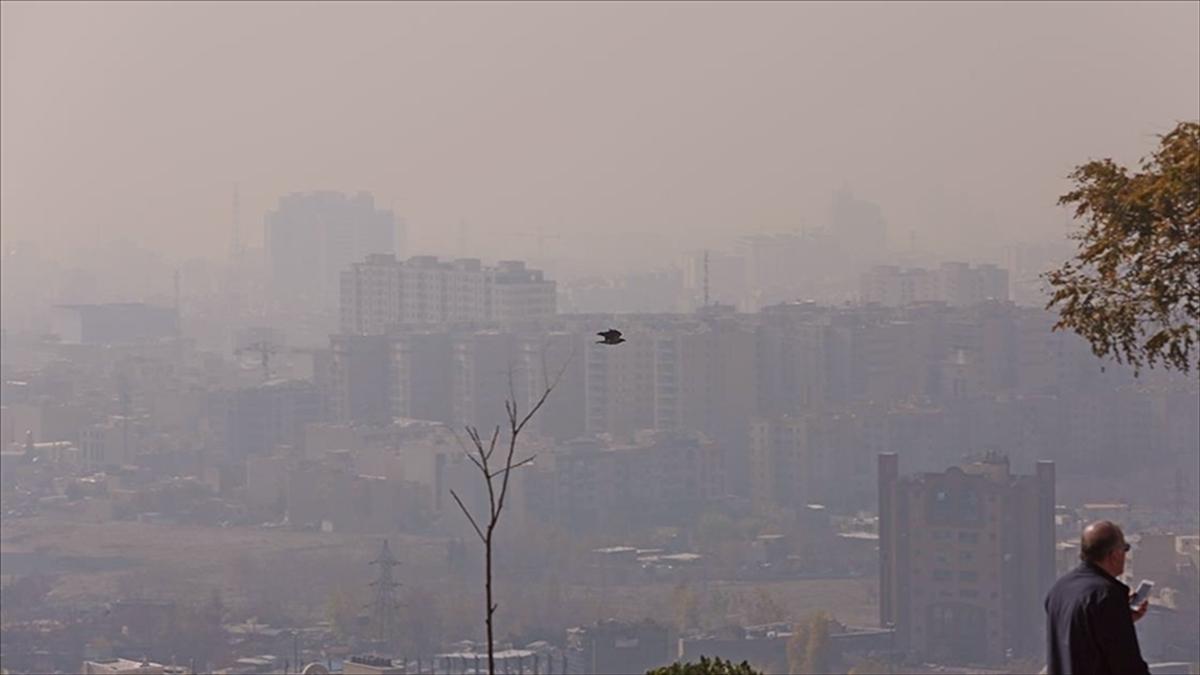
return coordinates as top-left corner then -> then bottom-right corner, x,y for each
211,379 -> 324,458
652,318 -> 756,441
519,330 -> 587,441
388,330 -> 454,424
585,326 -> 656,439
267,191 -> 400,310
861,263 -> 1009,308
451,330 -> 523,433
756,302 -> 832,416
340,254 -> 404,335
329,334 -> 391,425
831,187 -> 888,267
491,260 -> 557,323
749,409 -> 878,515
878,452 -> 1055,664
524,431 -> 725,533
53,303 -> 179,345
339,255 -> 555,333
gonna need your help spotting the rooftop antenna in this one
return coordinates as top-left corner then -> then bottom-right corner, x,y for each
703,250 -> 710,308
173,268 -> 181,325
230,183 -> 243,262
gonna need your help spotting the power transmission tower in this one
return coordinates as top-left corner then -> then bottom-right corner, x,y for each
367,539 -> 401,647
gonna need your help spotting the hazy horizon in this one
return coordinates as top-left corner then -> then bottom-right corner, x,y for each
2,1 -> 1198,264
1,5 -> 1198,672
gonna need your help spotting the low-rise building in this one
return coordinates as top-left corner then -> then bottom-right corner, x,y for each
80,657 -> 187,674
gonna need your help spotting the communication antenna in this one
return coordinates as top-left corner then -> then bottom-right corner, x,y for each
231,183 -> 243,262
703,250 -> 710,307
366,539 -> 402,646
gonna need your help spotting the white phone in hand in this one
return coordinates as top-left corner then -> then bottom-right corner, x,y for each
1130,579 -> 1154,609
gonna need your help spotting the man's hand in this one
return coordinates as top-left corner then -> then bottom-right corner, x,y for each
1131,598 -> 1149,623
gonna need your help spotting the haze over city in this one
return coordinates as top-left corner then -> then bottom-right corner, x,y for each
1,2 -> 1198,675
3,2 -> 1197,264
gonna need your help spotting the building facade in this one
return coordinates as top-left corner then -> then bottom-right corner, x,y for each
339,255 -> 555,334
267,191 -> 400,310
878,452 -> 1055,664
861,263 -> 1009,308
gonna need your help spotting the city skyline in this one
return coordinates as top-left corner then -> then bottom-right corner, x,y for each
2,3 -> 1197,674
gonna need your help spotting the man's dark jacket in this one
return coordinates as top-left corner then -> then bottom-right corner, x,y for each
1044,562 -> 1149,675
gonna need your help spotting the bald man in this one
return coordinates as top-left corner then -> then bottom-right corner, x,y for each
1044,520 -> 1149,675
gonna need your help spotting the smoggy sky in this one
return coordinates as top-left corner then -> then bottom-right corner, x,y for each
2,1 -> 1197,262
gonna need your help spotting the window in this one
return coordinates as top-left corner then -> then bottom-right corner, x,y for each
933,569 -> 953,581
960,571 -> 978,582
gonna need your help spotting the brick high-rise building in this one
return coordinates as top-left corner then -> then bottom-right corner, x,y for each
878,452 -> 1055,664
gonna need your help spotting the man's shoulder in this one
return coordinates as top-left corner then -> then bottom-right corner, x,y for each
1049,564 -> 1122,604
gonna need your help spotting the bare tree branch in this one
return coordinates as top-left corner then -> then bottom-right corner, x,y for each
488,455 -> 536,479
507,362 -> 519,423
485,426 -> 500,461
465,452 -> 486,476
451,341 -> 576,675
449,489 -> 485,544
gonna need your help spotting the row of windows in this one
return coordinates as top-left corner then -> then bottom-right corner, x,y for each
930,569 -> 980,582
930,529 -> 982,543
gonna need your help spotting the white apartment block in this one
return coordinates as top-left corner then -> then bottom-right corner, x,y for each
340,255 -> 556,334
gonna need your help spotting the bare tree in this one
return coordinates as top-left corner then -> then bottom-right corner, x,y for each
451,345 -> 573,675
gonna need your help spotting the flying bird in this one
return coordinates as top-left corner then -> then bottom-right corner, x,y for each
596,329 -> 625,345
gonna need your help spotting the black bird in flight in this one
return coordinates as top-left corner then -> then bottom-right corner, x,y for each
596,329 -> 625,345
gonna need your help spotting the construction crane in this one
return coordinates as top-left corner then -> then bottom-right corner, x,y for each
234,340 -> 280,381
234,340 -> 339,382
512,228 -> 564,260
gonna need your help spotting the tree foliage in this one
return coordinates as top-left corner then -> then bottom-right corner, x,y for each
647,656 -> 762,675
325,584 -> 362,641
1045,120 -> 1200,373
801,611 -> 832,674
786,611 -> 832,675
671,582 -> 701,632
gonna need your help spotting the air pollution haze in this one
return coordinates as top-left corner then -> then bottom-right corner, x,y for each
2,2 -> 1197,263
1,3 -> 1198,675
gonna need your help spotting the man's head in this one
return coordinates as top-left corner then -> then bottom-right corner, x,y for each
1080,520 -> 1130,577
